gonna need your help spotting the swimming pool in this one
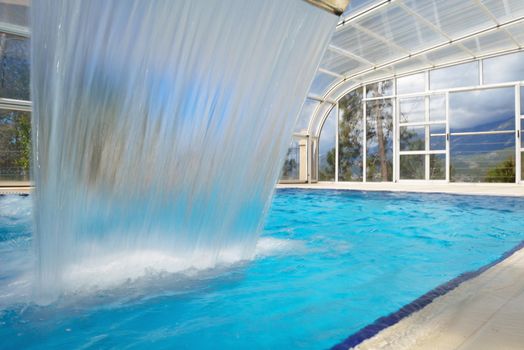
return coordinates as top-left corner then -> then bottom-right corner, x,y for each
1,189 -> 524,349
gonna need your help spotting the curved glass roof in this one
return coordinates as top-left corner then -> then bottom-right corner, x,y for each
309,0 -> 524,104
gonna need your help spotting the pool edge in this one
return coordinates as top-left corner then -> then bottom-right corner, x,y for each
330,239 -> 524,350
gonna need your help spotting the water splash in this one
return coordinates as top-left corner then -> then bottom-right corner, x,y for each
30,0 -> 337,302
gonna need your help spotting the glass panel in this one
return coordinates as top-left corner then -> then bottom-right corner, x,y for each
483,51 -> 524,84
430,154 -> 446,180
366,80 -> 393,98
399,97 -> 425,123
430,124 -> 446,151
295,99 -> 318,133
522,152 -> 524,182
311,138 -> 318,182
400,126 -> 425,151
0,32 -> 30,100
451,133 -> 515,183
430,61 -> 479,90
403,0 -> 492,38
0,1 -> 29,27
309,72 -> 337,96
461,30 -> 517,57
397,73 -> 425,95
521,87 -> 524,115
429,94 -> 446,122
506,21 -> 524,47
366,99 -> 393,181
0,109 -> 31,182
355,3 -> 445,53
424,44 -> 471,66
280,138 -> 300,182
521,119 -> 524,148
400,154 -> 425,180
332,26 -> 400,64
449,87 -> 515,133
320,49 -> 363,75
319,107 -> 336,181
342,0 -> 383,17
481,0 -> 524,23
338,88 -> 364,181
520,87 -> 524,115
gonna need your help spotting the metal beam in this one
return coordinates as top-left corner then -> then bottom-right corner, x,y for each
328,44 -> 374,67
0,21 -> 29,37
321,16 -> 524,100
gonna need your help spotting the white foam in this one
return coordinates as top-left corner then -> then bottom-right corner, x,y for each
56,237 -> 304,293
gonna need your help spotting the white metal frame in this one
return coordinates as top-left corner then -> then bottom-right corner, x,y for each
315,0 -> 524,103
314,50 -> 524,185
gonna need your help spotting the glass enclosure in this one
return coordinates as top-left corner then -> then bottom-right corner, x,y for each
311,50 -> 524,184
0,27 -> 31,184
318,107 -> 336,181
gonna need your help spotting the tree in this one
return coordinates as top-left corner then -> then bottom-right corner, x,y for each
484,157 -> 515,183
0,110 -> 30,180
337,88 -> 364,181
366,81 -> 393,181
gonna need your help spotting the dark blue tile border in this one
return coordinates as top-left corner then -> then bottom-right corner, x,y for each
330,239 -> 524,350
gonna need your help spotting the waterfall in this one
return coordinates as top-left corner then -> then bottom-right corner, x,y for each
30,0 -> 337,302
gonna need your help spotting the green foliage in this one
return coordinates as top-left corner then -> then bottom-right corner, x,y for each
0,110 -> 31,180
365,83 -> 393,182
337,88 -> 364,181
484,157 -> 515,183
319,147 -> 335,181
14,112 -> 31,171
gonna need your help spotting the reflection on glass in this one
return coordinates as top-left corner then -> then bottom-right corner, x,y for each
400,154 -> 424,180
311,138 -> 318,181
430,124 -> 446,150
522,119 -> 524,148
280,138 -> 300,182
522,152 -> 524,181
400,125 -> 425,151
397,73 -> 425,95
0,2 -> 29,27
451,133 -> 515,183
483,51 -> 524,84
0,32 -> 30,101
521,87 -> 524,115
0,109 -> 31,181
449,87 -> 515,133
430,154 -> 446,180
295,99 -> 318,133
338,88 -> 363,181
366,80 -> 393,98
319,107 -> 336,181
429,95 -> 446,122
430,61 -> 479,90
399,97 -> 425,123
366,98 -> 393,181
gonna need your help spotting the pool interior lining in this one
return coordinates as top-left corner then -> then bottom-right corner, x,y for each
330,239 -> 524,350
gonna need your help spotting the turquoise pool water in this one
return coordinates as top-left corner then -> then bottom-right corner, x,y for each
1,190 -> 524,349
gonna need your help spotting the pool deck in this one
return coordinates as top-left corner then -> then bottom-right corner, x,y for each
353,244 -> 524,350
4,182 -> 524,197
277,182 -> 524,197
